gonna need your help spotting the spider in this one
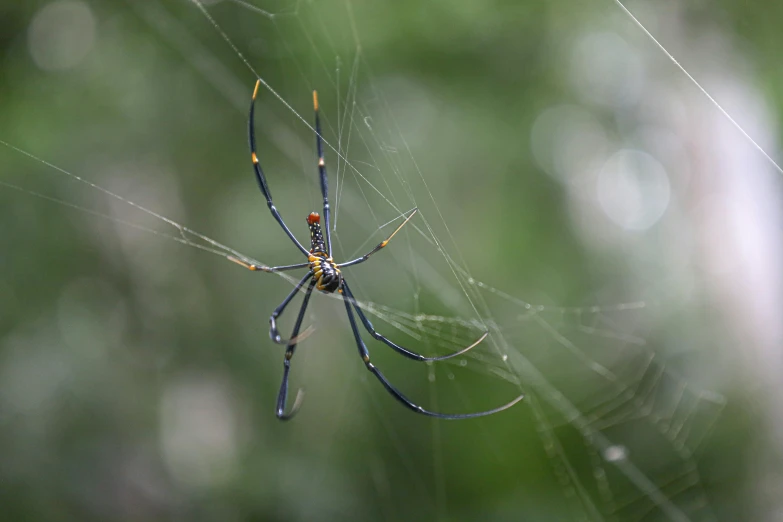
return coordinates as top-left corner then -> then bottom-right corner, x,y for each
228,80 -> 524,420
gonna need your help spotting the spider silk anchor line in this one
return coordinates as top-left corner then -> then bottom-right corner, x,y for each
228,80 -> 524,420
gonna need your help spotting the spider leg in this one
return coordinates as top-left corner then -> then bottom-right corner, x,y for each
276,278 -> 317,420
227,256 -> 310,273
340,282 -> 524,419
249,80 -> 310,257
313,91 -> 332,255
342,282 -> 487,362
338,208 -> 418,268
269,271 -> 315,344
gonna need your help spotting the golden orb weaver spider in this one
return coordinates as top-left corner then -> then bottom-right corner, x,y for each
228,80 -> 524,420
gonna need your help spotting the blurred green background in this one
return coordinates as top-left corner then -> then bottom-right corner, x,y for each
1,0 -> 782,520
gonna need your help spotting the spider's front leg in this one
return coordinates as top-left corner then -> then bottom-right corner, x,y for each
227,256 -> 309,273
248,79 -> 310,256
338,208 -> 418,268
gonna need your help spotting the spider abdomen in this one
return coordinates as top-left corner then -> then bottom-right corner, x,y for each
309,253 -> 341,293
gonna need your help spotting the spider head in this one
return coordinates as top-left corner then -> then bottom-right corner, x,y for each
307,212 -> 320,225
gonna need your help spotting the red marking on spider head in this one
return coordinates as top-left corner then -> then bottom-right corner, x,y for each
307,212 -> 321,225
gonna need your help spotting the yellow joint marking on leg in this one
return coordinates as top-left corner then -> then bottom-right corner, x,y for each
318,158 -> 325,167
313,90 -> 319,111
308,255 -> 317,262
252,79 -> 261,100
382,208 -> 418,246
380,240 -> 388,248
228,256 -> 252,270
285,352 -> 293,360
251,152 -> 258,164
362,355 -> 370,363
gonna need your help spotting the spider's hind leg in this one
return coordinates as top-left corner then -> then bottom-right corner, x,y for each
275,278 -> 317,420
341,282 -> 487,362
269,271 -> 315,344
339,282 -> 524,420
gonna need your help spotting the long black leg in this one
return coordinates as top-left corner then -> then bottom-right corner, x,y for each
228,256 -> 310,273
313,91 -> 332,256
276,278 -> 317,420
249,80 -> 309,257
342,282 -> 487,362
339,208 -> 418,268
340,283 -> 524,419
269,271 -> 314,344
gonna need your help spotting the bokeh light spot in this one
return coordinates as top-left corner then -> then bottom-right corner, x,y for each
570,32 -> 645,108
159,375 -> 239,490
598,149 -> 671,230
28,0 -> 96,71
531,105 -> 609,182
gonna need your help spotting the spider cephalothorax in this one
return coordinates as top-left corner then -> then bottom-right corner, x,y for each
227,80 -> 524,420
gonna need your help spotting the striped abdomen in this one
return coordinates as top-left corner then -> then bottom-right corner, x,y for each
309,253 -> 341,293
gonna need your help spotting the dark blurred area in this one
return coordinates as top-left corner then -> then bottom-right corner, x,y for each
1,0 -> 782,521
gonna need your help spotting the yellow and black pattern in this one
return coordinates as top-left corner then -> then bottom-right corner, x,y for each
308,253 -> 341,293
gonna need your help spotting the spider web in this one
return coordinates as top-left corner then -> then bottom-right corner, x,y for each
2,0 -> 778,520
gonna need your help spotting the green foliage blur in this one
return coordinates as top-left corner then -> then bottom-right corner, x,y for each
1,0 -> 780,520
